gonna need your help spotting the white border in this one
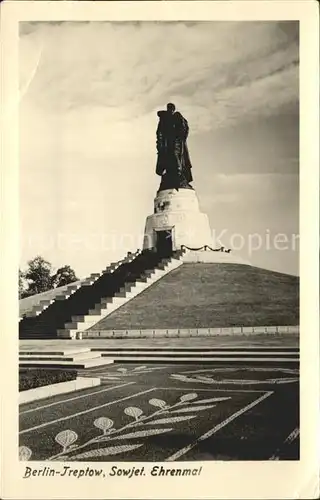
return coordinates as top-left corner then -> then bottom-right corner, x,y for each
1,1 -> 319,499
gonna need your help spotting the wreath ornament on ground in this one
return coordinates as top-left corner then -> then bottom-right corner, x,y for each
170,367 -> 299,385
80,366 -> 166,381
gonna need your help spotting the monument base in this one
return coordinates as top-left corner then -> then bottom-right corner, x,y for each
181,249 -> 250,265
143,187 -> 250,265
143,188 -> 212,252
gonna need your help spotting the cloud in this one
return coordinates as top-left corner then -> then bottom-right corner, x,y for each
19,20 -> 299,179
20,21 -> 298,129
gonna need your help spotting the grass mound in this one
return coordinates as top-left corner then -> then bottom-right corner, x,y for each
90,263 -> 299,330
19,369 -> 77,392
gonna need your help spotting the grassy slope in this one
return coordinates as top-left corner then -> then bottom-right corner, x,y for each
90,263 -> 299,330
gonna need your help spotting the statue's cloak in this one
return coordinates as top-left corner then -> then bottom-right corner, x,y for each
156,110 -> 193,191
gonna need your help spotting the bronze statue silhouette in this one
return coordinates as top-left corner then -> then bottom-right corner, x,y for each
156,103 -> 193,191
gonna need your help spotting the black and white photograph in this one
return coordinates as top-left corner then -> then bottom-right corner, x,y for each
1,1 -> 319,499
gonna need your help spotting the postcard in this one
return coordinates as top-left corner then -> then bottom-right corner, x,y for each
1,1 -> 319,499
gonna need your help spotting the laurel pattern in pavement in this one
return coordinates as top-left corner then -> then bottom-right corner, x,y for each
19,393 -> 231,461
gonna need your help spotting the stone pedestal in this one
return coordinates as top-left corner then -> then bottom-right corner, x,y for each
143,187 -> 250,265
143,188 -> 213,251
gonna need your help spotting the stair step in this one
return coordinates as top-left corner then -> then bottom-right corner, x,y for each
65,321 -> 95,330
83,358 -> 114,368
19,348 -> 91,356
19,358 -> 114,369
19,335 -> 58,340
108,356 -> 299,363
100,296 -> 124,305
92,346 -> 299,352
98,350 -> 297,357
98,298 -> 114,307
57,329 -> 78,337
19,352 -> 102,362
20,330 -> 58,336
71,314 -> 100,322
88,308 -> 105,315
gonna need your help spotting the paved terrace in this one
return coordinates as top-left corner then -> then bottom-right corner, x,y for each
19,358 -> 299,461
20,334 -> 299,351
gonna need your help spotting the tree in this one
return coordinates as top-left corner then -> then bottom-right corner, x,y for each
50,265 -> 78,288
24,256 -> 53,295
20,256 -> 79,298
19,269 -> 27,299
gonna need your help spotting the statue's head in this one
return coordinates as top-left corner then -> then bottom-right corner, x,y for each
166,103 -> 176,114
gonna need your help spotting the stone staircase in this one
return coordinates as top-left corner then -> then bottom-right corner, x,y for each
19,345 -> 299,370
20,252 -> 142,322
85,346 -> 300,364
60,252 -> 184,339
19,249 -> 184,340
19,348 -> 114,369
21,277 -> 94,320
19,251 -> 143,339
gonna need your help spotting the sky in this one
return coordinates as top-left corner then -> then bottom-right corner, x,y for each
19,21 -> 299,277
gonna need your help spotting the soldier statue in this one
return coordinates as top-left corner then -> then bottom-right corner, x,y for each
156,103 -> 193,191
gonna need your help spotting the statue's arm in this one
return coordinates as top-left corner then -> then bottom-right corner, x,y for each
180,115 -> 189,139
